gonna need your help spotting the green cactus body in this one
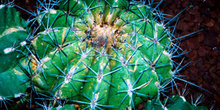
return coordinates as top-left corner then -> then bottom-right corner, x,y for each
0,5 -> 29,98
144,95 -> 208,110
51,104 -> 76,110
0,0 -> 208,110
27,0 -> 172,109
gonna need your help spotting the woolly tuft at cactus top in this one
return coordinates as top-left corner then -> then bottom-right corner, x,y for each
0,0 -> 209,109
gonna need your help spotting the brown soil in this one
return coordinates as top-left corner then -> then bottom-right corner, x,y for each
156,0 -> 220,109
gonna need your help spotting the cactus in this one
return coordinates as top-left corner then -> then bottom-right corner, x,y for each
0,4 -> 29,99
0,0 -> 208,110
144,95 -> 208,110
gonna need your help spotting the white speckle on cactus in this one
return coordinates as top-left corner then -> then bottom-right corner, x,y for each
170,71 -> 175,75
41,28 -> 51,34
0,5 -> 5,9
100,62 -> 105,70
69,65 -> 76,75
4,47 -> 15,54
81,53 -> 87,59
0,96 -> 2,100
156,23 -> 165,29
65,72 -> 73,83
106,14 -> 113,23
13,68 -> 24,75
56,105 -> 62,110
163,50 -> 170,57
0,27 -> 26,38
64,75 -> 71,83
143,18 -> 150,22
155,81 -> 160,87
49,9 -> 57,14
1,28 -> 17,37
41,57 -> 50,63
164,107 -> 168,110
144,37 -> 152,42
126,79 -> 133,97
14,93 -> 23,98
120,56 -> 126,67
127,106 -> 131,110
180,96 -> 186,102
97,72 -> 103,83
20,41 -> 27,46
65,66 -> 77,83
35,77 -> 44,85
95,92 -> 99,101
91,92 -> 99,108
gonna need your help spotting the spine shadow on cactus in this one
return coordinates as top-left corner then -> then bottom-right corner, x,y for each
0,0 -> 210,110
